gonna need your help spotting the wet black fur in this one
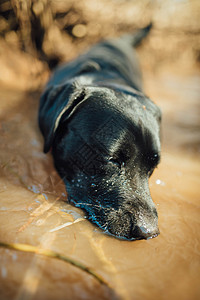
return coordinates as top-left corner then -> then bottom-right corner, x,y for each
39,24 -> 162,240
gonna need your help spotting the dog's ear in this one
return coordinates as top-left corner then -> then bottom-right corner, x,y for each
39,81 -> 86,153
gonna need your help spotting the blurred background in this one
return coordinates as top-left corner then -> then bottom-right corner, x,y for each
0,1 -> 200,300
0,0 -> 199,89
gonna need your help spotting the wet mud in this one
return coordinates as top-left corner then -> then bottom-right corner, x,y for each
0,69 -> 200,300
0,0 -> 200,298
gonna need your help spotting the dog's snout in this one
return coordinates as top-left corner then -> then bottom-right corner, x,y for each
132,225 -> 160,240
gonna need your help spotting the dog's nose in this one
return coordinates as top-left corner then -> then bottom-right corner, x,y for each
132,225 -> 160,240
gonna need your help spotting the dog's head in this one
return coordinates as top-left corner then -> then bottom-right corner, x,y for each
39,82 -> 161,240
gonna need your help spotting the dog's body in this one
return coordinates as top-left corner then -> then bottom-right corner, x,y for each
39,25 -> 161,240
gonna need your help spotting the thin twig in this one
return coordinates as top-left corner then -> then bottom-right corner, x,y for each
49,218 -> 85,232
0,241 -> 110,288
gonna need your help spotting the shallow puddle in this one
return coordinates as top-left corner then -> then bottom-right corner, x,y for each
0,71 -> 200,300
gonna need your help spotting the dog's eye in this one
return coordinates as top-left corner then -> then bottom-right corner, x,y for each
109,157 -> 122,168
147,153 -> 160,167
147,153 -> 160,177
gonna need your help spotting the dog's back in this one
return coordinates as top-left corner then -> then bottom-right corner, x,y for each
45,24 -> 152,92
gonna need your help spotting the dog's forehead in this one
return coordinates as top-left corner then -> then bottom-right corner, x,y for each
69,87 -> 160,155
89,88 -> 160,145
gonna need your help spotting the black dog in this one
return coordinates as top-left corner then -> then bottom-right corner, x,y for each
39,24 -> 161,240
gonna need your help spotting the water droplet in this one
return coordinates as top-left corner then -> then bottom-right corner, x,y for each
0,207 -> 7,211
156,179 -> 165,186
42,193 -> 48,200
35,199 -> 41,204
12,253 -> 17,261
1,267 -> 7,278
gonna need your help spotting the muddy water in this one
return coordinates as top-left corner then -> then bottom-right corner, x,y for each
0,71 -> 200,300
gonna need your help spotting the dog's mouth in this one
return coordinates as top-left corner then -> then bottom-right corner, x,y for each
101,208 -> 159,241
104,225 -> 160,241
66,188 -> 159,241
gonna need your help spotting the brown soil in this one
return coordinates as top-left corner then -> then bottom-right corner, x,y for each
0,1 -> 200,300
